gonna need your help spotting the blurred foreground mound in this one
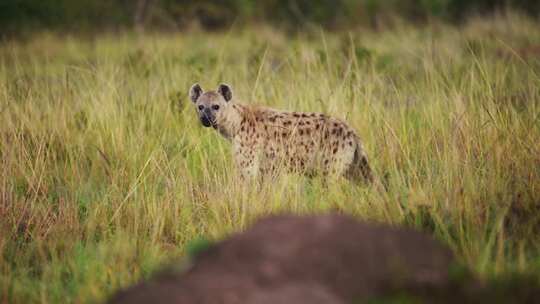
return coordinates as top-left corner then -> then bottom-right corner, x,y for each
109,214 -> 538,304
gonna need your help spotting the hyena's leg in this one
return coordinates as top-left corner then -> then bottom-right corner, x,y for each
234,147 -> 260,181
259,159 -> 282,185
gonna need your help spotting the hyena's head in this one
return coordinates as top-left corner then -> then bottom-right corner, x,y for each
189,83 -> 233,128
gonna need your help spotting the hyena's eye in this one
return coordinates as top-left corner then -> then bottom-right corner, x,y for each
198,105 -> 204,111
212,105 -> 220,110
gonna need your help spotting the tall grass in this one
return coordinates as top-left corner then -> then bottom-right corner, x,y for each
1,13 -> 540,303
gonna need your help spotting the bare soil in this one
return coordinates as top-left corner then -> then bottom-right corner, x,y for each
109,214 -> 459,304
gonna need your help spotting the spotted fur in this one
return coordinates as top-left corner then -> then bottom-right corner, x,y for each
190,83 -> 373,183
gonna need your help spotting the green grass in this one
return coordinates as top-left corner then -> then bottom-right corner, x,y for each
1,12 -> 540,303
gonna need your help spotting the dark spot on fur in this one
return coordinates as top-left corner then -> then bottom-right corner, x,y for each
332,147 -> 338,154
299,130 -> 304,135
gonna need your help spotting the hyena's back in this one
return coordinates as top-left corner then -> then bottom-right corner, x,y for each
242,107 -> 372,181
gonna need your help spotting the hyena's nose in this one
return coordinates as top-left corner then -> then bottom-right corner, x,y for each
203,108 -> 213,117
200,108 -> 215,128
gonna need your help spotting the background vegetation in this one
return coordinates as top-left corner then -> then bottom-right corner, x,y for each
1,1 -> 540,303
2,0 -> 540,36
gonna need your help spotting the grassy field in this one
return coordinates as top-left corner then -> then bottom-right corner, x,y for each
1,12 -> 540,303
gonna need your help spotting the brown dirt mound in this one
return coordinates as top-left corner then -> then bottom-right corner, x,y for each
109,214 -> 458,304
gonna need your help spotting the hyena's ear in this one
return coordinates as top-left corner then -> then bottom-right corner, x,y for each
189,83 -> 203,103
217,83 -> 233,102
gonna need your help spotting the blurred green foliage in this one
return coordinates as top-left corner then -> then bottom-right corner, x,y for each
1,0 -> 539,35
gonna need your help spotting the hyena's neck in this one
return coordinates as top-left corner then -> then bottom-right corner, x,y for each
216,103 -> 245,140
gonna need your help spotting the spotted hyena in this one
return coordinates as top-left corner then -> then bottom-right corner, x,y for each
189,83 -> 373,183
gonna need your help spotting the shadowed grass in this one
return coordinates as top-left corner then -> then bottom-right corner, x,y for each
1,12 -> 540,303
